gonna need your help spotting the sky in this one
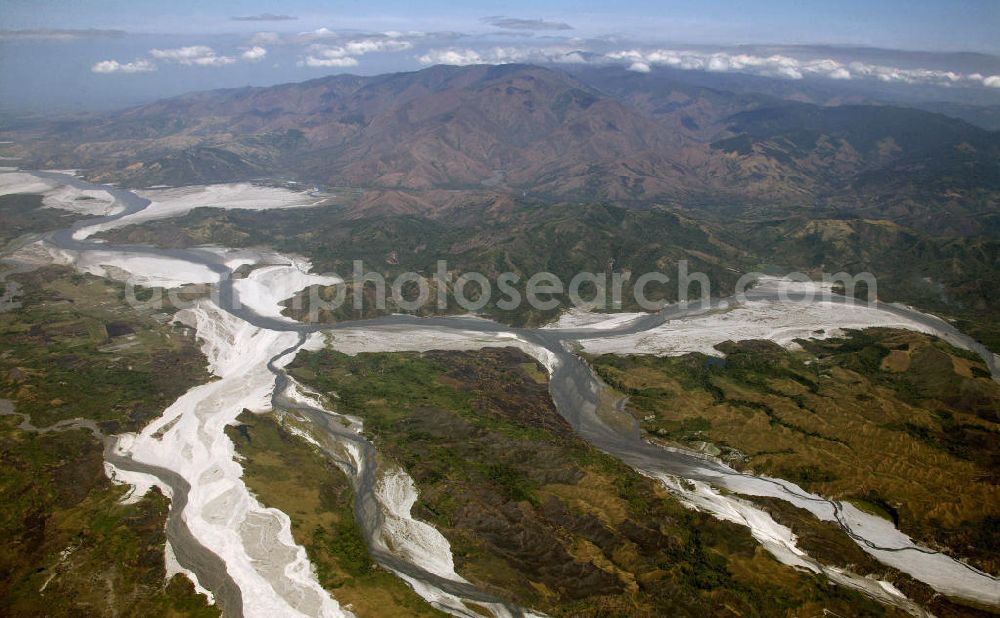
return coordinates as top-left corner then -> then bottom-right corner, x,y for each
2,0 -> 998,51
1,1 -> 998,112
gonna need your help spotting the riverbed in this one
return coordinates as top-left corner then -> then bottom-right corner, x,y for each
6,169 -> 999,615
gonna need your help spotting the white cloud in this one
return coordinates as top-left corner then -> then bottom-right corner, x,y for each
302,55 -> 359,68
417,46 -> 586,66
417,49 -> 484,66
241,46 -> 267,61
150,45 -> 211,61
95,44 -> 270,74
602,48 -> 1000,89
193,55 -> 236,66
410,42 -> 1000,91
150,45 -> 236,67
91,59 -> 156,74
344,38 -> 413,54
298,37 -> 414,69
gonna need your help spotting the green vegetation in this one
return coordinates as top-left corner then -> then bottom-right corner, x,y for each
288,346 -> 903,616
0,268 -> 216,616
0,266 -> 209,432
740,216 -> 1000,353
591,328 -> 1000,575
747,496 -> 999,618
0,193 -> 75,249
714,104 -> 1000,237
93,188 -> 1000,359
226,412 -> 443,617
98,201 -> 747,326
0,417 -> 219,617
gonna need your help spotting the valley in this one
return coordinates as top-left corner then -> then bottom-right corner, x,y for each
281,346 -> 905,616
1,57 -> 999,618
0,171 -> 996,612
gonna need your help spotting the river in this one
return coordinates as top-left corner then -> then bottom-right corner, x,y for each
16,170 -> 1000,615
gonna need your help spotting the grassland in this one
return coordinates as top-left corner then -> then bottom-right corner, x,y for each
288,346 -> 906,616
590,328 -> 1000,575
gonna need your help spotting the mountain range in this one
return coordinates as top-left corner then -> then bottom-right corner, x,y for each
5,62 -> 1000,344
6,63 -> 999,235
3,56 -> 1000,618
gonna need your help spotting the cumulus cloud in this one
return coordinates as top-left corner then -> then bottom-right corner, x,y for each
232,13 -> 297,22
299,36 -> 414,68
602,48 -> 1000,89
241,46 -> 267,61
417,46 -> 587,66
302,55 -> 359,68
91,58 -> 156,74
92,44 -> 268,74
417,49 -> 485,66
411,41 -> 1000,90
295,28 -> 415,43
84,26 -> 1000,92
150,45 -> 236,67
343,38 -> 413,54
482,16 -> 573,31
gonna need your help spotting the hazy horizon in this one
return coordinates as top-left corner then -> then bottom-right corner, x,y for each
1,1 -> 999,113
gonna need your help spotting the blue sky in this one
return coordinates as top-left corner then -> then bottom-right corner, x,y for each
2,0 -> 998,51
1,1 -> 998,112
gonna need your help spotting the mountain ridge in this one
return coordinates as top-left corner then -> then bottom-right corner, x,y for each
5,63 -> 999,234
